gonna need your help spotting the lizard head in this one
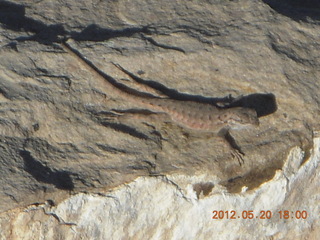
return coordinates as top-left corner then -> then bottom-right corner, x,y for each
219,107 -> 259,129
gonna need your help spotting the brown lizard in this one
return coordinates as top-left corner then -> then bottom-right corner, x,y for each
110,63 -> 259,132
62,41 -> 259,163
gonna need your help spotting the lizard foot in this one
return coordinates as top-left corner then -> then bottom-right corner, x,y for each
231,149 -> 245,166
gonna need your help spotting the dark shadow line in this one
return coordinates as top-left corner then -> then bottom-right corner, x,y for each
70,24 -> 151,41
62,42 -> 160,99
140,34 -> 186,53
100,122 -> 150,140
262,0 -> 320,22
111,62 -> 234,106
0,1 -> 151,45
20,150 -> 74,190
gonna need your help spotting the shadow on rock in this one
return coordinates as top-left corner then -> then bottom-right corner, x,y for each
263,0 -> 320,22
20,150 -> 74,190
0,1 -> 150,44
226,93 -> 277,118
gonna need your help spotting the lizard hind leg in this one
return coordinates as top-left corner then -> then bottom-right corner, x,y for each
230,148 -> 245,166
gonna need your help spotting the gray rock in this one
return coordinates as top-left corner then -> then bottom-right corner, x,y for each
0,0 -> 319,238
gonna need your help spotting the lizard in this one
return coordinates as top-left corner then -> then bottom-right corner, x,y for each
110,63 -> 259,131
61,41 -> 259,163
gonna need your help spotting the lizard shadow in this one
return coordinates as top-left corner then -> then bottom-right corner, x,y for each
113,64 -> 277,118
225,93 -> 277,118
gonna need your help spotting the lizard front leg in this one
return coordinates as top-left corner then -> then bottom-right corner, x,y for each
218,128 -> 245,166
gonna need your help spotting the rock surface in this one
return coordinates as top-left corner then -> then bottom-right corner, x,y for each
1,136 -> 319,239
0,0 -> 319,239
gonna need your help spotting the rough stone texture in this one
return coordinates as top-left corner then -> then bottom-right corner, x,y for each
0,136 -> 319,239
0,0 -> 319,239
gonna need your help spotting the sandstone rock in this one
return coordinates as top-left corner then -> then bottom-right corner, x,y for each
0,136 -> 319,239
0,0 -> 319,239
